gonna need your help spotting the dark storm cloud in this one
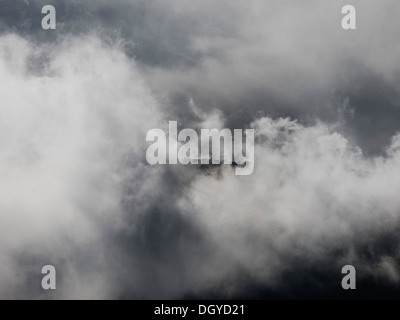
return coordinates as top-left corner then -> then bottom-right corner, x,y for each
0,0 -> 214,67
2,0 -> 399,154
1,0 -> 400,300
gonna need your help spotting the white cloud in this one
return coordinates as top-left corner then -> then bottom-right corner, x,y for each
0,33 -> 162,298
2,0 -> 400,298
178,117 -> 400,293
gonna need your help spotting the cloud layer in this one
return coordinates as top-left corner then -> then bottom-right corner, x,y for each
1,0 -> 400,299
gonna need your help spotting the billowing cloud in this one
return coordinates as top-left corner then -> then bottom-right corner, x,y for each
0,33 -> 163,298
1,0 -> 400,299
179,117 -> 400,296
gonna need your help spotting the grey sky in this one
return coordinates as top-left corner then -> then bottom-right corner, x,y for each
1,0 -> 400,299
